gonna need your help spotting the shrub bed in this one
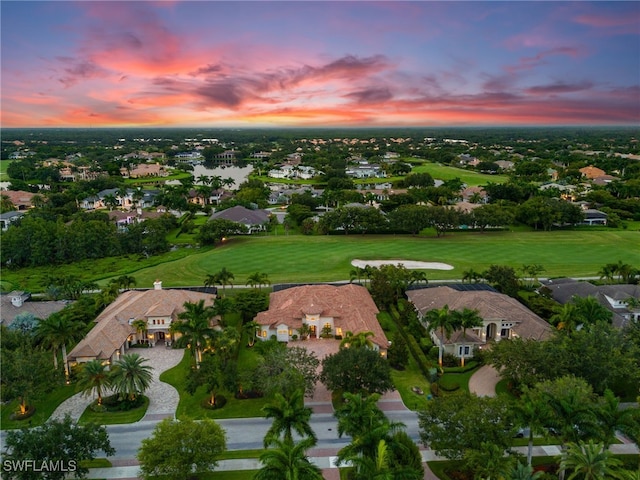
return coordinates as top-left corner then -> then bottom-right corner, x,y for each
9,405 -> 36,421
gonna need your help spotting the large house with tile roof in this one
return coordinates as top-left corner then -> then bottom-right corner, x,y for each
209,205 -> 270,233
407,285 -> 552,361
254,284 -> 389,355
68,281 -> 216,366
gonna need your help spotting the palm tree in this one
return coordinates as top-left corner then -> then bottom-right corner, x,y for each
262,390 -> 316,448
212,296 -> 233,328
336,392 -> 385,440
77,360 -> 110,406
244,321 -> 260,347
173,300 -> 217,367
559,440 -> 623,480
453,307 -> 483,367
463,441 -> 515,480
110,353 -> 153,401
518,388 -> 551,466
350,267 -> 366,284
511,462 -> 543,480
595,389 -> 639,449
572,295 -> 613,327
550,302 -> 582,334
598,263 -> 618,284
409,270 -> 428,286
424,305 -> 460,368
204,273 -> 217,289
340,330 -> 375,350
36,314 -> 85,379
246,271 -> 270,289
214,267 -> 235,294
461,268 -> 482,283
338,439 -> 395,480
254,437 -> 322,480
116,275 -> 136,291
132,319 -> 148,345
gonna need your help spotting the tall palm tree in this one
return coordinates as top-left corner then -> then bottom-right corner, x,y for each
559,440 -> 623,480
214,267 -> 235,295
518,388 -> 551,466
109,353 -> 153,402
335,392 -> 385,440
116,275 -> 136,291
212,296 -> 233,328
204,274 -> 217,289
244,320 -> 260,347
424,305 -> 460,368
461,268 -> 482,283
254,437 -> 322,480
453,307 -> 483,367
340,330 -> 375,350
595,389 -> 639,449
36,314 -> 85,379
262,390 -> 316,448
598,263 -> 618,284
77,360 -> 110,406
174,300 -> 217,367
132,319 -> 148,345
409,270 -> 428,286
246,271 -> 270,289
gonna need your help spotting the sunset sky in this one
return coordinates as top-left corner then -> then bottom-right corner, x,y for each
1,1 -> 639,128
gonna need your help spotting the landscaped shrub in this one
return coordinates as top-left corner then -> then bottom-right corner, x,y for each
102,394 -> 145,412
10,405 -> 36,421
442,353 -> 458,367
443,361 -> 479,374
437,376 -> 460,392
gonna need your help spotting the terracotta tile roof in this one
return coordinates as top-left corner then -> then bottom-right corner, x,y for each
255,284 -> 388,349
407,286 -> 552,341
69,289 -> 216,361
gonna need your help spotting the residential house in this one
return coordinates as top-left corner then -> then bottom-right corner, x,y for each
543,278 -> 640,328
1,190 -> 35,210
407,285 -> 552,361
254,284 -> 389,355
0,211 -> 25,231
582,209 -> 608,226
68,281 -> 217,366
0,291 -> 68,328
209,205 -> 271,233
579,165 -> 606,180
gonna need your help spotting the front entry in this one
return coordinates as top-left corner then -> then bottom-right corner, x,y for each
309,325 -> 317,338
486,323 -> 497,341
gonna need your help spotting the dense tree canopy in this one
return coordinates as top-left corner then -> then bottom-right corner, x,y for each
320,347 -> 393,395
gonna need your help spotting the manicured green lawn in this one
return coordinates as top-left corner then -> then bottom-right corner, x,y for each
0,159 -> 14,180
159,350 -> 269,420
4,230 -> 638,293
0,382 -> 79,430
124,230 -> 640,290
390,357 -> 432,411
410,161 -> 510,186
78,396 -> 149,425
146,470 -> 258,480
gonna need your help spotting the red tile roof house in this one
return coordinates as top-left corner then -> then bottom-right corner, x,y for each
406,286 -> 552,362
254,284 -> 389,356
68,281 -> 216,366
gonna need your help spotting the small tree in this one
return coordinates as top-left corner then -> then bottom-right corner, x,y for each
3,414 -> 115,480
110,353 -> 153,402
77,360 -> 110,406
138,418 -> 227,480
320,347 -> 393,395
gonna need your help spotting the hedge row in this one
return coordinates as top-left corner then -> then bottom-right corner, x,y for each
389,304 -> 434,380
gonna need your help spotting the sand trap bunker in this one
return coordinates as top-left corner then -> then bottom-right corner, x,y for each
351,259 -> 454,270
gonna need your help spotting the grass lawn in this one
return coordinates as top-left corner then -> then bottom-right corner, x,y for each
390,356 -> 432,411
437,367 -> 479,395
78,396 -> 149,425
4,230 -> 639,293
146,470 -> 258,480
121,230 -> 640,290
0,382 -> 79,430
159,350 -> 269,420
410,161 -> 510,186
0,159 -> 14,181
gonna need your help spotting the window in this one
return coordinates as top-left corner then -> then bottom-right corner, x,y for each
500,328 -> 509,338
262,330 -> 267,338
458,346 -> 470,356
336,327 -> 343,336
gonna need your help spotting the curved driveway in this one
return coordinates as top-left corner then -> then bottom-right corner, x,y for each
50,346 -> 184,422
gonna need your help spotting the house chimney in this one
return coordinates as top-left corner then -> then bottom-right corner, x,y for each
153,280 -> 162,290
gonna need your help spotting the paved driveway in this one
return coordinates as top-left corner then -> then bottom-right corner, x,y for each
50,346 -> 184,422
